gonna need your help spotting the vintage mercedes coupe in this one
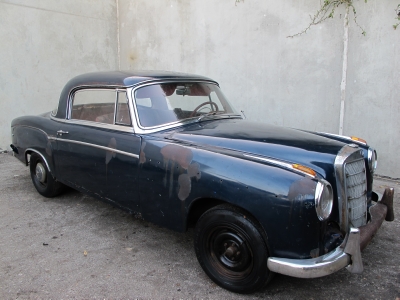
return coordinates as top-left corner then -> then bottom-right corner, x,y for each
10,71 -> 394,293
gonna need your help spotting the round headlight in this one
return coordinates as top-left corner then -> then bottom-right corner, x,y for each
368,148 -> 377,173
315,180 -> 333,221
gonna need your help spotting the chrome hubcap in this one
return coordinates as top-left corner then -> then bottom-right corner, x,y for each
35,163 -> 46,184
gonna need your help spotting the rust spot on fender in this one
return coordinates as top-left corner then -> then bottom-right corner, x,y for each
160,144 -> 201,200
161,144 -> 193,169
178,174 -> 191,200
139,141 -> 147,165
106,137 -> 117,164
287,177 -> 316,228
288,177 -> 316,202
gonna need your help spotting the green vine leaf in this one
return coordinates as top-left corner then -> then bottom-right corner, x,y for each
287,0 -> 365,38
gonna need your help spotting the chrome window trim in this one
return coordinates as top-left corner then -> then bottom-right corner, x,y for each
51,87 -> 135,133
127,80 -> 242,135
115,90 -> 132,126
243,153 -> 316,178
55,138 -> 139,159
113,89 -> 118,124
334,144 -> 365,232
65,85 -> 126,119
68,88 -> 133,128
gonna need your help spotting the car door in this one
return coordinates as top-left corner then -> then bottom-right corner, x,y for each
53,88 -> 142,212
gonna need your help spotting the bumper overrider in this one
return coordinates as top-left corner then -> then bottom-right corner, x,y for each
267,187 -> 395,278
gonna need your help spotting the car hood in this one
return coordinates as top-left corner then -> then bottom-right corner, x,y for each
164,119 -> 346,178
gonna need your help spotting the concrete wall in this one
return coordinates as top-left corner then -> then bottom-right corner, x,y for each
1,0 -> 398,177
118,0 -> 400,177
0,0 -> 118,148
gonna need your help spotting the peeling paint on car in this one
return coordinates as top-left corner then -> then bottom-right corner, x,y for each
106,137 -> 117,164
160,144 -> 201,200
139,141 -> 147,164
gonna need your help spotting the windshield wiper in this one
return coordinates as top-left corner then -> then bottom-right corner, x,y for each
197,112 -> 241,122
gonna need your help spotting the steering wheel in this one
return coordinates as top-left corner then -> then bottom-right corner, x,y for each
190,102 -> 219,117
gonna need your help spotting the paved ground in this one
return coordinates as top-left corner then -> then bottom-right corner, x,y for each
0,152 -> 399,299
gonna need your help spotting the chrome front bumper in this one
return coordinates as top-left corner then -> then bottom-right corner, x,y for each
267,188 -> 394,278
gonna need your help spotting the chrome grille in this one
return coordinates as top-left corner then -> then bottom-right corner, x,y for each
344,158 -> 367,228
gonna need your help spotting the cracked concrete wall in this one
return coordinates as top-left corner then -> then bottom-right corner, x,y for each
0,0 -> 118,150
118,0 -> 400,177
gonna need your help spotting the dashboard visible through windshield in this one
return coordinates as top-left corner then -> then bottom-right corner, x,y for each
133,82 -> 239,128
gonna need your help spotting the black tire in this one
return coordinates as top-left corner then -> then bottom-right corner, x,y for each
29,153 -> 64,198
194,204 -> 273,294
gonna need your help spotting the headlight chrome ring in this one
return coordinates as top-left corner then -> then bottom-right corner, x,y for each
368,147 -> 377,173
315,180 -> 333,221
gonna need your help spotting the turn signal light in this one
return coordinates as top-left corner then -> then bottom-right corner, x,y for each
351,136 -> 367,144
292,164 -> 316,177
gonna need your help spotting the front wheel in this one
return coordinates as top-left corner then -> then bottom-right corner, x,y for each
29,153 -> 64,198
194,205 -> 272,294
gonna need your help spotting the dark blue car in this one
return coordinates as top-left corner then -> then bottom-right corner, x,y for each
10,71 -> 394,293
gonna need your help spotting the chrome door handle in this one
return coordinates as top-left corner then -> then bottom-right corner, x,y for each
57,130 -> 69,136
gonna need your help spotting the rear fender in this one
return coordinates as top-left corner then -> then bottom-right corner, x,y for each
12,124 -> 56,178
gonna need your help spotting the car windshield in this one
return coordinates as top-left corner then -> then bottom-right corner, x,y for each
133,82 -> 239,128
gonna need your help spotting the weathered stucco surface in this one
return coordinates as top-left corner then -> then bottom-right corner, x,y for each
1,0 -> 399,177
118,0 -> 400,177
0,0 -> 118,149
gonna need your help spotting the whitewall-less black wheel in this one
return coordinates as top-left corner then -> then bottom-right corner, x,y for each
194,204 -> 272,294
29,153 -> 64,198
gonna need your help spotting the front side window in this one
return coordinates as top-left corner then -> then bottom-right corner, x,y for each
133,82 -> 238,128
71,89 -> 131,126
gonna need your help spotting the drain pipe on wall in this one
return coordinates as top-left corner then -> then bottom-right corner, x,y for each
116,0 -> 121,71
339,6 -> 350,135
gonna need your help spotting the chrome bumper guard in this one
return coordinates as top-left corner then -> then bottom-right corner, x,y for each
267,187 -> 394,278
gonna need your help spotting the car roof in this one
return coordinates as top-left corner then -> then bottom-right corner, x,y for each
65,70 -> 216,89
55,70 -> 218,119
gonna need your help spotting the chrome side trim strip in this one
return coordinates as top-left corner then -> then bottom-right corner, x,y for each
25,148 -> 52,174
56,138 -> 139,159
243,154 -> 316,178
49,116 -> 134,133
318,132 -> 367,146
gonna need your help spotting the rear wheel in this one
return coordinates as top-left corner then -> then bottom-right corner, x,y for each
194,204 -> 272,294
29,153 -> 64,197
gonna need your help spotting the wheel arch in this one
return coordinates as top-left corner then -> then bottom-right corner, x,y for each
186,197 -> 226,229
25,148 -> 55,178
186,198 -> 272,254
